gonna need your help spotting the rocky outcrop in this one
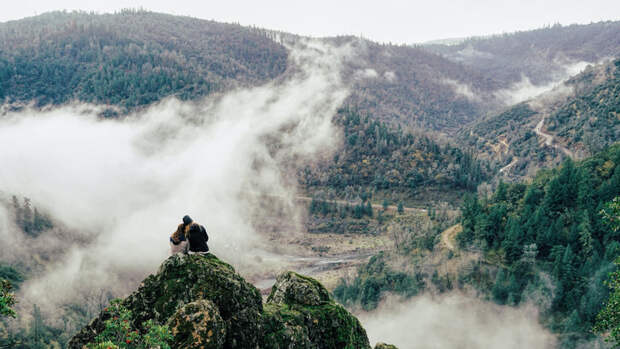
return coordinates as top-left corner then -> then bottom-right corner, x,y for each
262,271 -> 371,349
69,254 -> 373,349
374,343 -> 399,349
267,271 -> 331,306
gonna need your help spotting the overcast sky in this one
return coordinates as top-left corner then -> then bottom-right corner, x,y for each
2,0 -> 620,43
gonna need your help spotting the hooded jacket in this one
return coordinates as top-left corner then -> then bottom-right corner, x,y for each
187,222 -> 209,253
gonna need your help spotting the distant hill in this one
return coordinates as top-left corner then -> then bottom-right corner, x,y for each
0,10 -> 500,131
0,10 -> 288,110
330,37 -> 502,131
425,21 -> 620,87
4,13 -> 620,134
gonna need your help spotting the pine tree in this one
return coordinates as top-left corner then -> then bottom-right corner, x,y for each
578,211 -> 594,260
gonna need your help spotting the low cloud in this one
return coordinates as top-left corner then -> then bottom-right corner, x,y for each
355,68 -> 379,79
495,60 -> 595,105
383,71 -> 397,82
359,293 -> 557,349
442,78 -> 479,101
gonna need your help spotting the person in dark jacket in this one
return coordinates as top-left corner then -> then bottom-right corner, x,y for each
187,221 -> 209,255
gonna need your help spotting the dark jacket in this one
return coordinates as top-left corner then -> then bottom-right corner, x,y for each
187,223 -> 209,253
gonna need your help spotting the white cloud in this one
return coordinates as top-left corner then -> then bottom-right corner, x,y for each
359,293 -> 557,349
442,78 -> 479,101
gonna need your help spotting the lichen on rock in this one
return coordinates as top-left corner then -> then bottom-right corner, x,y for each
167,299 -> 226,349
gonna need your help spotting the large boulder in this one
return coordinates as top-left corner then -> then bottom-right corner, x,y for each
69,254 -> 262,349
262,271 -> 371,349
267,271 -> 331,306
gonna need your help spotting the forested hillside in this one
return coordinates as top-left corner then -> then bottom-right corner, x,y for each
426,21 -> 620,87
0,10 -> 501,131
460,59 -> 620,179
334,144 -> 620,348
300,107 -> 489,204
0,10 -> 288,110
457,144 -> 620,347
334,38 -> 501,131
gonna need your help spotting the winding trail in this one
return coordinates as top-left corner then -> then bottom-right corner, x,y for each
440,224 -> 462,252
534,118 -> 573,158
500,117 -> 574,175
499,158 -> 517,174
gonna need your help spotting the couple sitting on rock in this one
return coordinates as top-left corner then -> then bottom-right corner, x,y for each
169,215 -> 209,255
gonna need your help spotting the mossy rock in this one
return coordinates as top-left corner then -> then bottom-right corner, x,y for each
261,271 -> 371,349
167,299 -> 226,349
375,343 -> 399,349
69,254 -> 262,349
70,255 -> 379,349
267,271 -> 331,306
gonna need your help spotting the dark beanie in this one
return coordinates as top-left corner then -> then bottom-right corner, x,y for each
183,215 -> 193,225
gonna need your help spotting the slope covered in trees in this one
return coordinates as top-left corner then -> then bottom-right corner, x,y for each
426,21 -> 620,87
332,38 -> 501,131
333,145 -> 619,347
0,10 -> 288,110
457,144 -> 620,347
300,108 -> 489,203
460,59 -> 620,179
0,11 -> 501,132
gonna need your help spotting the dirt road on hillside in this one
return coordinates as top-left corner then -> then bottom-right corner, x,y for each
534,118 -> 573,158
441,224 -> 462,251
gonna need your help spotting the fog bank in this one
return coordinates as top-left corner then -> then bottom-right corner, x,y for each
359,293 -> 557,349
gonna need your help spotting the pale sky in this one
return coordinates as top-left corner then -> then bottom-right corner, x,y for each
2,0 -> 619,44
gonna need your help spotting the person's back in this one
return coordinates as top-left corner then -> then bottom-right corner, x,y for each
187,222 -> 209,254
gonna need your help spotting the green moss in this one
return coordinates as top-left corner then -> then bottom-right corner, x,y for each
72,254 -> 375,349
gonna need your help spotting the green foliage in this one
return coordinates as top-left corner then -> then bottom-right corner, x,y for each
11,196 -> 53,237
87,299 -> 172,349
302,108 -> 488,196
0,279 -> 17,318
594,197 -> 620,347
593,258 -> 620,347
602,197 -> 620,233
458,144 -> 620,344
334,252 -> 424,310
309,196 -> 373,220
0,264 -> 24,287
